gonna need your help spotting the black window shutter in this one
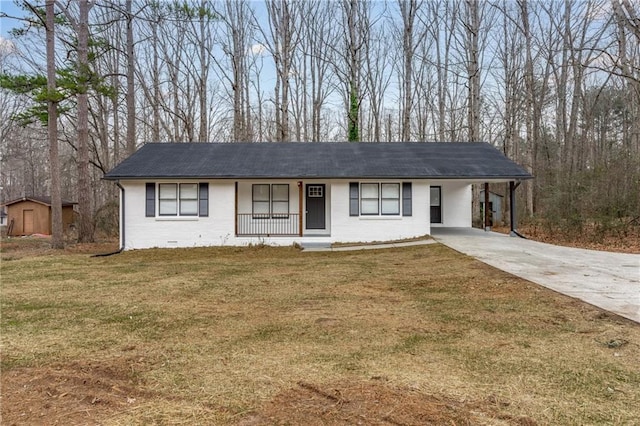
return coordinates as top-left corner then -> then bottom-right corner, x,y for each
199,183 -> 209,217
402,182 -> 412,216
145,183 -> 155,217
349,182 -> 359,216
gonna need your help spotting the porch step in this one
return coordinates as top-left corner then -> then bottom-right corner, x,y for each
300,242 -> 332,250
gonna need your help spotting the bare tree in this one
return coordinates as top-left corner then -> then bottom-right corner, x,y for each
397,0 -> 426,141
212,0 -> 255,142
47,0 -> 63,248
76,0 -> 93,242
262,0 -> 300,142
125,0 -> 135,153
300,0 -> 337,142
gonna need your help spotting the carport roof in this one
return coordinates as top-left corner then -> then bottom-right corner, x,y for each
104,142 -> 533,181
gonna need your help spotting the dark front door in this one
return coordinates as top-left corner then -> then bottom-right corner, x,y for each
305,184 -> 326,229
430,186 -> 442,224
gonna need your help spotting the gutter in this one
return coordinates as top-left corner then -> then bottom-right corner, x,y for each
104,175 -> 533,181
92,181 -> 125,257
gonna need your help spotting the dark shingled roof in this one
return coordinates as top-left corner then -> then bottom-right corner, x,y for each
3,196 -> 76,207
104,142 -> 532,181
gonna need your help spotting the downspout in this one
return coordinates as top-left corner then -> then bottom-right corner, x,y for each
93,181 -> 125,257
509,180 -> 526,239
484,182 -> 490,231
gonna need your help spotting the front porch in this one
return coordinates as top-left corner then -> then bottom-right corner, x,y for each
234,181 -> 329,238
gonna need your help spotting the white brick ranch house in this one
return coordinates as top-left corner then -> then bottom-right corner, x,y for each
104,142 -> 532,250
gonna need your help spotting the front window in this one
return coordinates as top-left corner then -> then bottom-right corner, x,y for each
252,184 -> 270,217
179,183 -> 198,216
381,183 -> 400,215
252,184 -> 289,218
159,183 -> 199,216
159,184 -> 178,216
361,183 -> 379,215
271,184 -> 289,218
360,183 -> 400,216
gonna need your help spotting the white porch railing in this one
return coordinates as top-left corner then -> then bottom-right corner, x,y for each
236,213 -> 301,236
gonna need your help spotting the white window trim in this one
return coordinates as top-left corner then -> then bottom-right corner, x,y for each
155,217 -> 199,222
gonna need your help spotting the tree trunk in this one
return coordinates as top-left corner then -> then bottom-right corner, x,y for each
46,0 -> 63,249
346,0 -> 360,142
466,0 -> 480,142
126,0 -> 136,154
77,0 -> 93,242
198,2 -> 208,142
519,0 -> 535,217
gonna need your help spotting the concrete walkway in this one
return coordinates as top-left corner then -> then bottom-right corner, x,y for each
431,227 -> 640,323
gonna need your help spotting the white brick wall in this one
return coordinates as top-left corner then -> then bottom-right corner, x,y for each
429,181 -> 473,228
119,178 -> 472,249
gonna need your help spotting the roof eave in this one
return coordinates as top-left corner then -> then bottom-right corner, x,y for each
104,174 -> 533,181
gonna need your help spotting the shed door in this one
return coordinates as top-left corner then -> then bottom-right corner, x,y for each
305,184 -> 326,230
23,209 -> 34,235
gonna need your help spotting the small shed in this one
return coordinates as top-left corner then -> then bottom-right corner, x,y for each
3,196 -> 75,236
479,190 -> 504,225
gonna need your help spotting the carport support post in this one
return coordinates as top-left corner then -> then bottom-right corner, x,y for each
509,181 -> 517,237
484,182 -> 490,231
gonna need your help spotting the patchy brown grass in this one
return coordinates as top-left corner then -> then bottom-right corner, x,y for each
1,236 -> 119,260
1,243 -> 639,425
331,234 -> 432,248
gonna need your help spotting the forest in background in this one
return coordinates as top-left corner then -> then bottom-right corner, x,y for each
0,0 -> 638,246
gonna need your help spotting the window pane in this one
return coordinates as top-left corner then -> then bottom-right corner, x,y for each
361,183 -> 379,198
430,187 -> 441,206
180,200 -> 198,215
361,199 -> 379,215
159,183 -> 177,199
381,199 -> 400,215
180,183 -> 198,199
272,184 -> 289,201
253,184 -> 270,201
272,201 -> 288,215
253,201 -> 270,214
402,182 -> 412,217
308,186 -> 323,197
159,199 -> 177,215
381,183 -> 399,198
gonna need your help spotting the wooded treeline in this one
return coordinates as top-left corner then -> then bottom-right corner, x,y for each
1,0 -> 638,244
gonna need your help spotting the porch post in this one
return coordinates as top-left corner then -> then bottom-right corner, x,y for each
509,181 -> 516,236
484,182 -> 490,231
234,181 -> 238,236
298,181 -> 303,237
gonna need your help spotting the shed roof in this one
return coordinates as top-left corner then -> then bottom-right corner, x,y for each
3,196 -> 76,207
104,142 -> 532,181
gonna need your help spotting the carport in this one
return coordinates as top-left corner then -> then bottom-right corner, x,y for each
432,228 -> 640,323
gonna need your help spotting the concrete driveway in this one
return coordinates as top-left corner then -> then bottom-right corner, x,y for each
431,228 -> 640,323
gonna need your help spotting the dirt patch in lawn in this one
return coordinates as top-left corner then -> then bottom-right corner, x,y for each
2,369 -> 536,426
0,352 -> 153,425
242,380 -> 537,426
